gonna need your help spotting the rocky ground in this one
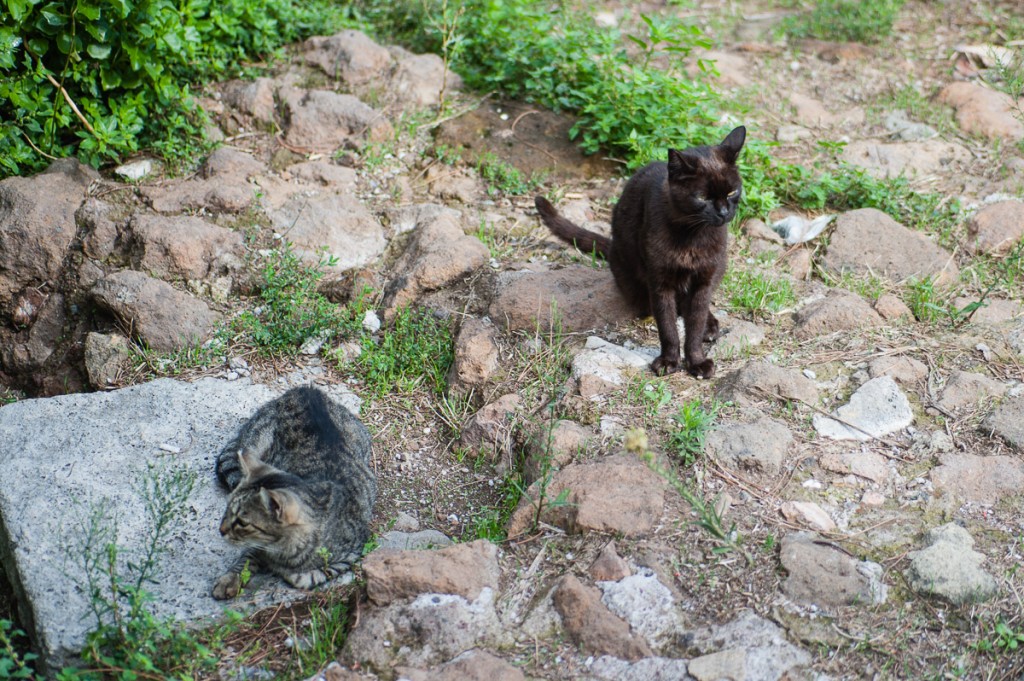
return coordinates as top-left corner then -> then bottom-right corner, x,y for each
2,0 -> 1024,679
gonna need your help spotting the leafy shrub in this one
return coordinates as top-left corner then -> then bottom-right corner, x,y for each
0,0 -> 351,176
355,305 -> 455,397
669,399 -> 719,467
721,268 -> 797,317
782,0 -> 906,44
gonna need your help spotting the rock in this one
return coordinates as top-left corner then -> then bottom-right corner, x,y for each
967,200 -> 1024,256
448,318 -> 501,400
823,209 -> 958,286
142,147 -> 263,214
221,77 -> 278,124
742,218 -> 784,243
2,293 -> 66,375
930,452 -> 1024,502
282,88 -> 392,151
571,336 -> 657,398
267,192 -> 387,273
983,395 -> 1024,451
705,413 -> 792,475
819,450 -> 889,483
715,361 -> 819,408
77,198 -> 120,261
868,355 -> 928,385
83,332 -> 132,388
776,125 -> 813,143
794,290 -> 883,339
788,92 -> 864,127
428,171 -> 480,204
710,313 -> 766,359
362,540 -> 499,606
590,541 -> 631,582
507,455 -> 665,539
953,297 -> 1023,325
552,575 -> 653,660
344,588 -> 509,674
395,650 -> 525,681
114,159 -> 155,181
587,656 -> 693,681
523,419 -> 596,485
489,265 -> 634,334
286,160 -> 359,190
386,204 -> 458,236
882,110 -> 938,141
874,293 -> 913,321
0,159 -> 97,309
685,610 -> 811,680
779,501 -> 836,533
91,270 -> 222,352
390,51 -> 463,107
457,394 -> 522,463
392,511 -> 421,533
304,661 -> 369,681
688,649 -> 745,681
783,248 -> 813,280
937,370 -> 1007,412
8,288 -> 47,328
598,568 -> 685,654
382,212 -> 488,319
695,50 -> 750,88
841,139 -> 969,179
128,214 -> 243,282
780,532 -> 888,611
302,30 -> 393,84
907,523 -> 998,604
0,378 -> 293,673
938,82 -> 1024,142
376,529 -> 453,551
861,491 -> 885,507
812,376 -> 913,441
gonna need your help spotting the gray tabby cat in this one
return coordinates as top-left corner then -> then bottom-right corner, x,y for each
212,385 -> 376,600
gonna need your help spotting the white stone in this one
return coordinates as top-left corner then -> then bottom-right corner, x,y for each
813,376 -> 913,441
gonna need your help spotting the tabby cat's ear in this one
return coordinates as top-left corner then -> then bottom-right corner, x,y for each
668,149 -> 701,177
260,488 -> 300,524
718,126 -> 746,164
237,450 -> 260,478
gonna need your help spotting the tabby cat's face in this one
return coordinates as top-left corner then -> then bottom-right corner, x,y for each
220,483 -> 302,548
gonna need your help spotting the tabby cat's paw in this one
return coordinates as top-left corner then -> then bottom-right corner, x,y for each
687,358 -> 715,379
285,568 -> 334,590
212,572 -> 241,600
651,356 -> 682,376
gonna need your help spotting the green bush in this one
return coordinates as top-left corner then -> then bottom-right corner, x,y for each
782,0 -> 906,44
0,0 -> 351,176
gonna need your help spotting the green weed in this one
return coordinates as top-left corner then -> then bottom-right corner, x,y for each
287,598 -> 350,677
355,305 -> 455,397
721,268 -> 796,318
625,376 -> 674,424
904,276 -> 952,324
974,620 -> 1024,654
0,620 -> 40,681
825,270 -> 886,301
469,473 -> 522,542
781,0 -> 906,44
476,152 -> 537,195
668,399 -> 720,467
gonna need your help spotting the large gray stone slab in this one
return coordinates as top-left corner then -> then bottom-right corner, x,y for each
0,378 -> 320,673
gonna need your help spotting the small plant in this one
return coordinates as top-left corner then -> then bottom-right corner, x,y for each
625,376 -> 674,424
469,472 -> 523,542
781,0 -> 905,44
974,620 -> 1024,654
904,276 -> 951,324
475,152 -> 537,195
668,399 -> 720,467
0,620 -> 41,681
355,305 -> 455,397
288,597 -> 350,676
721,268 -> 796,318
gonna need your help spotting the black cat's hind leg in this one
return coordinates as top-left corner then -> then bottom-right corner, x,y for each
704,311 -> 720,342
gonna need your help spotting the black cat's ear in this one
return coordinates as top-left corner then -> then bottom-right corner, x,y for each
718,126 -> 746,164
668,149 -> 701,177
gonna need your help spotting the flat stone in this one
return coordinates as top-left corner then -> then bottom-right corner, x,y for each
590,541 -> 631,582
812,376 -> 913,441
780,532 -> 888,611
598,568 -> 685,654
523,419 -> 597,485
0,378 -> 295,673
868,355 -> 928,385
507,455 -> 665,539
448,317 -> 501,400
688,649 -> 745,681
282,88 -> 393,151
819,450 -> 889,483
780,501 -> 836,533
395,650 -> 525,681
967,200 -> 1024,256
823,208 -> 958,286
938,82 -> 1024,142
930,452 -> 1024,502
938,370 -> 1007,412
686,610 -> 811,680
128,214 -> 243,282
841,139 -> 969,179
553,575 -> 652,660
706,413 -> 792,475
716,361 -> 819,408
588,656 -> 693,681
984,395 -> 1024,451
142,147 -> 263,214
376,530 -> 452,551
363,539 -> 499,606
874,293 -> 914,321
571,336 -> 657,398
794,290 -> 883,339
114,159 -> 155,181
953,297 -> 1023,325
489,265 -> 635,334
710,313 -> 766,359
907,523 -> 998,604
83,331 -> 132,388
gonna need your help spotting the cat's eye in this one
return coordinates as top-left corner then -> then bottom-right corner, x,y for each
234,519 -> 249,528
727,190 -> 739,198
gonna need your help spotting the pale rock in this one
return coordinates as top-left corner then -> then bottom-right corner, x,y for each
812,376 -> 913,441
907,523 -> 998,604
780,501 -> 836,532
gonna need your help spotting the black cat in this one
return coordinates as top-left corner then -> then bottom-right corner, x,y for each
536,126 -> 745,378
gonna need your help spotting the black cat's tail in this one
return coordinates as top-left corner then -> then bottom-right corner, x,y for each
535,196 -> 612,259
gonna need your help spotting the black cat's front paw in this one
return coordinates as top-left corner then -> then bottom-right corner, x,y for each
686,358 -> 715,379
651,355 -> 682,376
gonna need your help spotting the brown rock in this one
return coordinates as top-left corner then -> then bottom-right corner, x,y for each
742,217 -> 784,243
143,148 -> 264,214
390,51 -> 463,108
952,297 -> 1023,325
788,92 -> 865,127
0,159 -> 97,309
552,575 -> 652,660
780,501 -> 836,533
448,317 -> 501,399
523,419 -> 596,484
303,30 -> 393,84
489,265 -> 635,334
931,453 -> 1024,502
396,650 -> 525,681
77,198 -> 120,261
983,395 -> 1024,452
362,539 -> 500,606
780,532 -> 885,610
967,201 -> 1024,256
938,82 -> 1024,142
83,332 -> 132,388
716,360 -> 819,407
282,88 -> 393,151
823,209 -> 958,286
794,290 -> 883,339
2,293 -> 66,372
91,270 -> 222,352
9,288 -> 47,328
819,451 -> 889,483
784,247 -> 813,280
589,541 -> 631,582
507,455 -> 666,539
841,139 -> 970,179
868,355 -> 928,384
221,77 -> 278,124
383,212 -> 489,319
938,370 -> 1007,412
874,293 -> 913,321
128,215 -> 243,281
458,394 -> 522,463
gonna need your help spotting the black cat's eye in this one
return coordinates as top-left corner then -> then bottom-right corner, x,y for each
727,190 -> 739,198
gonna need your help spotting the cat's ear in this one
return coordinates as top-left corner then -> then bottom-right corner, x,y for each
260,488 -> 300,524
237,450 -> 261,479
668,149 -> 701,177
718,126 -> 746,164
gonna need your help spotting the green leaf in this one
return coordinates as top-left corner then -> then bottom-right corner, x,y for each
87,42 -> 111,59
5,0 -> 31,22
